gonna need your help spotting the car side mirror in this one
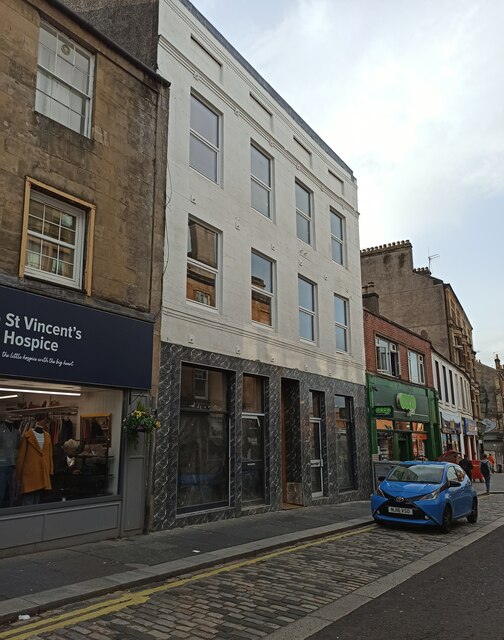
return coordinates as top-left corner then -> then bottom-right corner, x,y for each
449,480 -> 461,487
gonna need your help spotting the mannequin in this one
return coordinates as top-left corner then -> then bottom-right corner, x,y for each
16,417 -> 53,505
0,418 -> 20,508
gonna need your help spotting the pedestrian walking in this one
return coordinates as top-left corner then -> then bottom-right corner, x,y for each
480,454 -> 492,493
460,454 -> 472,481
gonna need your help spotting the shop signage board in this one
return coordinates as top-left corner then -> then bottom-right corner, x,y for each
374,405 -> 394,417
0,285 -> 153,389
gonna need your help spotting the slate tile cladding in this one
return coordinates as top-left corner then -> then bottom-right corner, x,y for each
154,343 -> 371,531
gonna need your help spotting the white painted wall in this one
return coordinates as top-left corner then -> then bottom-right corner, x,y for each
158,0 -> 365,385
432,351 -> 472,419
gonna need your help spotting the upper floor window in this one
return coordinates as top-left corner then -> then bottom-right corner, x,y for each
330,210 -> 345,265
376,337 -> 400,377
187,218 -> 219,308
251,251 -> 274,327
36,22 -> 94,137
408,350 -> 425,384
298,276 -> 316,342
435,360 -> 442,400
190,95 -> 220,183
295,182 -> 312,245
21,179 -> 93,292
334,295 -> 349,352
251,144 -> 272,218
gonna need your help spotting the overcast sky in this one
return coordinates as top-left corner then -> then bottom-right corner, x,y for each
191,0 -> 504,367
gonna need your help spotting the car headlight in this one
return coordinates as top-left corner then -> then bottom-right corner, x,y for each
375,486 -> 386,497
417,488 -> 441,501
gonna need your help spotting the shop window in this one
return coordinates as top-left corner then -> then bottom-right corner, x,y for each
334,395 -> 356,491
407,350 -> 425,384
242,374 -> 266,505
251,143 -> 272,218
187,218 -> 219,308
251,251 -> 274,327
20,179 -> 95,293
190,94 -> 220,183
177,364 -> 230,514
0,384 -> 122,510
36,22 -> 94,137
376,337 -> 400,377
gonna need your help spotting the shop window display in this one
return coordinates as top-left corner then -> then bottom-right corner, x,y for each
0,384 -> 121,510
177,364 -> 230,514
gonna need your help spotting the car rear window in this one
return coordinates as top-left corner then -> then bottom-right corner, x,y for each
387,465 -> 444,484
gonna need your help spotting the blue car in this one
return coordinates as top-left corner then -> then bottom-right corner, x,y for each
371,461 -> 478,533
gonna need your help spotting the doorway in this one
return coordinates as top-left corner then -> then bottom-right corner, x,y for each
280,378 -> 303,506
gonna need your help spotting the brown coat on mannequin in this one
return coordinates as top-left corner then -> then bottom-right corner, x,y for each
16,429 -> 53,493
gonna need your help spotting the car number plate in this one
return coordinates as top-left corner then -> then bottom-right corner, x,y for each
388,506 -> 413,515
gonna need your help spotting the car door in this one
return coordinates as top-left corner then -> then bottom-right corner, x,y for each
446,465 -> 464,517
454,464 -> 473,515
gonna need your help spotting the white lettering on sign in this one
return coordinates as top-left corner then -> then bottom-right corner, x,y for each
1,312 -> 83,354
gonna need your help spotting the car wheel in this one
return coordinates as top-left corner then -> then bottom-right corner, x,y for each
440,505 -> 452,533
467,498 -> 478,524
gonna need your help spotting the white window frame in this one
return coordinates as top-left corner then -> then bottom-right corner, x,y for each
189,94 -> 221,184
186,217 -> 220,310
298,276 -> 317,343
250,143 -> 273,218
330,209 -> 345,266
295,181 -> 312,245
408,350 -> 425,384
24,189 -> 86,289
334,294 -> 349,353
36,21 -> 94,137
376,337 -> 400,377
251,251 -> 275,328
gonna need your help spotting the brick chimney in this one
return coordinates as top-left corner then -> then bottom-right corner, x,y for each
362,282 -> 380,314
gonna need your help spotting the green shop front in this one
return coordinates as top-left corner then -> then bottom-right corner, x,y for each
368,374 -> 441,462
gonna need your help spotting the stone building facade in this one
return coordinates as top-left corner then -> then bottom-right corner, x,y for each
0,0 -> 168,554
360,241 -> 481,427
476,357 -> 504,466
62,0 -> 371,530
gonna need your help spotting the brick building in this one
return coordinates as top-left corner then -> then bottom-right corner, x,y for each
363,293 -> 440,466
0,0 -> 168,554
360,241 -> 481,430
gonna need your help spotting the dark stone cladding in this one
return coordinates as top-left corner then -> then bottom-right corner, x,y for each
153,342 -> 371,531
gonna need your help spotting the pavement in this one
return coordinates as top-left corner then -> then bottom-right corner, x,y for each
0,472 -> 502,626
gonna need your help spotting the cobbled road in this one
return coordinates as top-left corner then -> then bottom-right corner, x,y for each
3,494 -> 504,640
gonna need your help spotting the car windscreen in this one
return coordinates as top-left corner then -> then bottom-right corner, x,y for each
387,465 -> 444,484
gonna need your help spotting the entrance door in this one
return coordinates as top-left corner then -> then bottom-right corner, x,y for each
280,378 -> 302,506
395,432 -> 411,461
309,419 -> 323,497
242,415 -> 264,505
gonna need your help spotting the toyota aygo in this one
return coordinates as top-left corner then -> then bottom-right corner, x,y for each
371,461 -> 478,533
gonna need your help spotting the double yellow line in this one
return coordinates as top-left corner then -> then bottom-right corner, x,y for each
0,524 -> 375,640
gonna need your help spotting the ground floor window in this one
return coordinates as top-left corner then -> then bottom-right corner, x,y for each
0,380 -> 122,510
376,419 -> 430,461
335,395 -> 356,490
177,364 -> 229,514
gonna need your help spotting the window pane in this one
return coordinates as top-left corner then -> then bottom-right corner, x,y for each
295,183 -> 310,215
298,278 -> 314,311
311,466 -> 323,494
299,310 -> 314,341
251,290 -> 272,325
296,213 -> 310,244
331,238 -> 343,264
334,296 -> 347,325
251,253 -> 272,292
243,375 -> 264,413
190,135 -> 218,182
188,221 -> 217,268
336,326 -> 347,351
251,180 -> 270,217
186,264 -> 216,306
251,146 -> 270,185
331,212 -> 342,238
309,391 -> 322,418
191,96 -> 219,146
